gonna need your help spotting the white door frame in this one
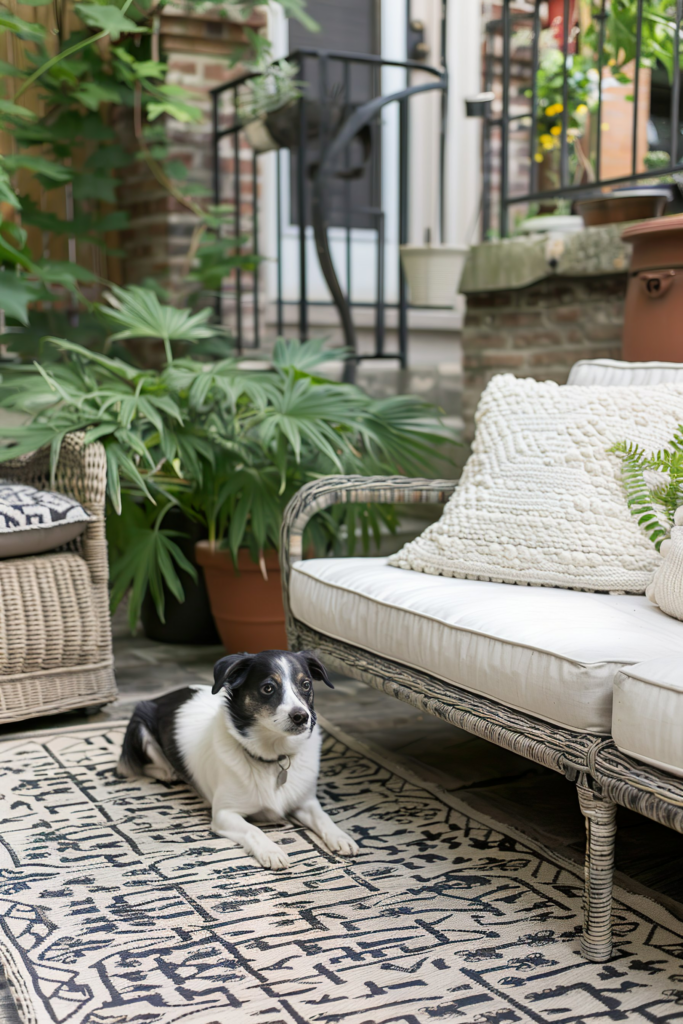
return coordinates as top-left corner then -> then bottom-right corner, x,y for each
259,0 -> 482,314
261,0 -> 408,310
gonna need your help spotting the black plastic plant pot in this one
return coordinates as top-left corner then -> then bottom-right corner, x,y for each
140,509 -> 221,646
141,567 -> 220,646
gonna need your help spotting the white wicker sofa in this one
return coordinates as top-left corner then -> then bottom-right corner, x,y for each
280,358 -> 683,964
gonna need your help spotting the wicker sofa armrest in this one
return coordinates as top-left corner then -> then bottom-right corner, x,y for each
1,431 -> 109,583
280,473 -> 456,585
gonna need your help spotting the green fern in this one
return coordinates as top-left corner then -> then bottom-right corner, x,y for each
609,432 -> 683,551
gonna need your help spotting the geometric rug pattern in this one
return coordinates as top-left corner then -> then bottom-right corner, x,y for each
1,720 -> 683,1024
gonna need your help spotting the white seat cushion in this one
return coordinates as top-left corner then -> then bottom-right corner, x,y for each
613,657 -> 683,776
291,558 -> 683,734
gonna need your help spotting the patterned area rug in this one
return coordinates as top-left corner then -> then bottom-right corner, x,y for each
2,722 -> 683,1024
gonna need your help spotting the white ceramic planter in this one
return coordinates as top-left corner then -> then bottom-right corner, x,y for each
646,509 -> 683,621
399,244 -> 469,308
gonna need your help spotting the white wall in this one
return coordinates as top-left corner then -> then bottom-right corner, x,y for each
443,0 -> 483,247
408,0 -> 445,245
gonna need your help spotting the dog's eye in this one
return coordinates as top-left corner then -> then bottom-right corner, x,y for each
261,683 -> 275,695
300,679 -> 311,691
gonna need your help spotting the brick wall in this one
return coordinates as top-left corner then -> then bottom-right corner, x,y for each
462,274 -> 627,442
116,10 -> 263,312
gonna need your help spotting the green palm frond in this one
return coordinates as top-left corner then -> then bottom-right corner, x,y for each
99,285 -> 217,364
0,316 -> 457,632
272,336 -> 348,373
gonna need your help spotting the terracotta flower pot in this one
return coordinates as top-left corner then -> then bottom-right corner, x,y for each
622,214 -> 683,362
195,542 -> 288,652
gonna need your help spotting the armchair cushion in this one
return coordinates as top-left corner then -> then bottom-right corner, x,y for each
0,481 -> 92,559
291,557 -> 683,733
613,656 -> 683,776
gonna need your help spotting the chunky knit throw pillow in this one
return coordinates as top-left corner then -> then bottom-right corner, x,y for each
389,374 -> 683,594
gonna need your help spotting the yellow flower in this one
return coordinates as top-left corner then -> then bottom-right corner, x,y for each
540,133 -> 555,149
545,102 -> 564,117
550,125 -> 562,136
576,103 -> 588,115
608,57 -> 616,66
534,152 -> 544,163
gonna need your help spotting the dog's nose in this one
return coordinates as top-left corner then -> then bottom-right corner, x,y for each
289,709 -> 309,727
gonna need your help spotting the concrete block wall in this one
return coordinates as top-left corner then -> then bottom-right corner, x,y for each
461,274 -> 627,442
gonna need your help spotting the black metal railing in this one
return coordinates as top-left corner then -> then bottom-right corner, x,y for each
210,49 -> 447,368
484,0 -> 683,238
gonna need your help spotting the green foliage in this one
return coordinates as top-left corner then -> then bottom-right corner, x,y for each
644,149 -> 672,169
609,429 -> 683,550
0,0 -> 314,313
0,0 -> 452,641
236,59 -> 306,123
99,285 -> 219,364
520,1 -> 682,177
0,330 -> 454,630
519,29 -> 597,168
583,0 -> 683,85
107,497 -> 198,632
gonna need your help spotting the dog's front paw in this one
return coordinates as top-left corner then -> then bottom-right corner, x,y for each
249,838 -> 290,871
322,828 -> 359,857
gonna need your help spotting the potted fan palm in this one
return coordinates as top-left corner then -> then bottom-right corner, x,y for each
0,286 -> 453,649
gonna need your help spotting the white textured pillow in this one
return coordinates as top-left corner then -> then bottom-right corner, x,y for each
389,374 -> 683,594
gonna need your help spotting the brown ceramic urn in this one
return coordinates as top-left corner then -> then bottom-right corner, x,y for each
622,214 -> 683,362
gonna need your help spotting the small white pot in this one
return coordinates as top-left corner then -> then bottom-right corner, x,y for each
399,244 -> 469,309
647,516 -> 683,621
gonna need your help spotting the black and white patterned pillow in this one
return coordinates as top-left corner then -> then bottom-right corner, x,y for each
0,482 -> 93,559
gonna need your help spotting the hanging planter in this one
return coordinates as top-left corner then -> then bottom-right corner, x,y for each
399,244 -> 469,309
243,116 -> 280,154
238,61 -> 303,154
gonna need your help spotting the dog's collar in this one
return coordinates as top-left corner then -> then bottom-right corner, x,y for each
244,750 -> 292,786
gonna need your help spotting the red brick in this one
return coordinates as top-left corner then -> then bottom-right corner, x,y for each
462,329 -> 505,347
496,311 -> 543,328
583,322 -> 622,342
529,350 -> 581,367
204,63 -> 230,82
511,328 -> 563,348
462,310 -> 492,327
547,305 -> 582,323
169,61 -> 197,74
530,345 -> 620,367
465,291 -> 514,309
465,352 -> 526,368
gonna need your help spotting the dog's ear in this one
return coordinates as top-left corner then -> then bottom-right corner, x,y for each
212,653 -> 254,695
299,650 -> 333,689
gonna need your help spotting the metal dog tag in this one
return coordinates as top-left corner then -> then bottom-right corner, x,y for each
276,755 -> 291,787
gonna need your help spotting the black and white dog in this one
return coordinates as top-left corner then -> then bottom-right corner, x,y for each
117,649 -> 358,870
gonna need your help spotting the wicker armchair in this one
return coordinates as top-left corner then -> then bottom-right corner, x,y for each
0,432 -> 117,723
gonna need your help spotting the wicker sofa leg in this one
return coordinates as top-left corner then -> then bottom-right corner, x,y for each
576,779 -> 617,962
